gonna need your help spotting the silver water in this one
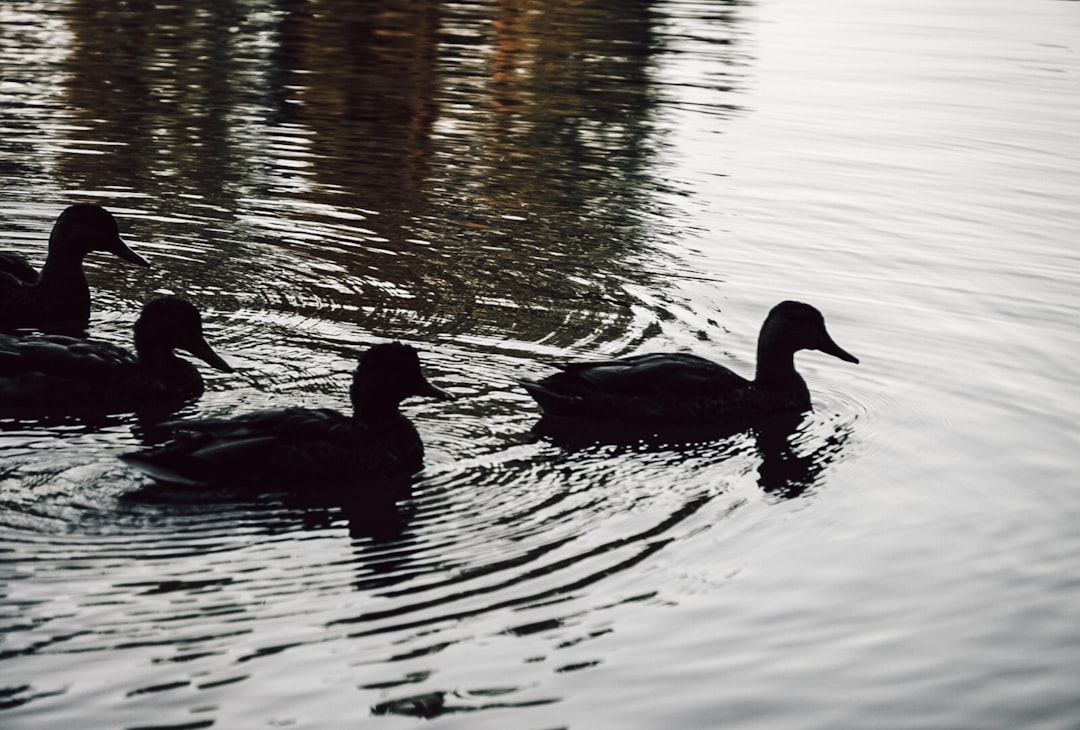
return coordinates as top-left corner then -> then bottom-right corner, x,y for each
1,0 -> 1078,728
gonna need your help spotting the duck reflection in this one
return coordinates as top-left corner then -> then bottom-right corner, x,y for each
533,411 -> 854,500
290,479 -> 414,543
122,472 -> 416,547
751,413 -> 854,499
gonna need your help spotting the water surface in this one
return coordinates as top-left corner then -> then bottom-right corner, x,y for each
2,0 -> 1078,728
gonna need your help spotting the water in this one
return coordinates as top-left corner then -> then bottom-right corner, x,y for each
2,0 -> 1078,728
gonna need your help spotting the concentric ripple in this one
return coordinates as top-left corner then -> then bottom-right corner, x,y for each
0,0 -> 893,727
0,311 -> 867,727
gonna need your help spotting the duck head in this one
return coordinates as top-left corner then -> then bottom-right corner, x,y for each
51,204 -> 151,268
133,296 -> 233,372
350,342 -> 452,420
760,300 -> 859,364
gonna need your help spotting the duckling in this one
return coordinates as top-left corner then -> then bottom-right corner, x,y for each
0,296 -> 232,412
521,301 -> 858,424
0,204 -> 151,331
120,342 -> 451,490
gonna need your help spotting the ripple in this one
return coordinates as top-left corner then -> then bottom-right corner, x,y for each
8,0 -> 1079,726
0,201 -> 873,726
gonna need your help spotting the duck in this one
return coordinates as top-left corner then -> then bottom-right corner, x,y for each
0,296 -> 232,413
520,301 -> 858,425
0,204 -> 151,332
120,342 -> 451,490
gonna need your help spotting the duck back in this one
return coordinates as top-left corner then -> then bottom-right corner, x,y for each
123,408 -> 425,489
0,332 -> 204,407
521,352 -> 762,422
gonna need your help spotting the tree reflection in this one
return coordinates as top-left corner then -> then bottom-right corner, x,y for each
43,0 -> 747,345
62,1 -> 267,206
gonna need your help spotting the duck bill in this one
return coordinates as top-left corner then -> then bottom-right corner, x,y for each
185,338 -> 234,373
817,332 -> 859,364
111,237 -> 152,268
416,379 -> 453,401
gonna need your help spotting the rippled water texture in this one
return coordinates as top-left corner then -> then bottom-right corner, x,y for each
2,0 -> 1079,728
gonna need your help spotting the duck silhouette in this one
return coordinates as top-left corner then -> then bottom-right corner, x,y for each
1,204 -> 150,332
0,296 -> 232,413
521,301 -> 858,425
121,342 -> 451,490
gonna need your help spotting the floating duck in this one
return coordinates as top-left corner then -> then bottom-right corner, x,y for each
0,204 -> 150,331
120,342 -> 451,489
0,296 -> 232,413
521,301 -> 858,425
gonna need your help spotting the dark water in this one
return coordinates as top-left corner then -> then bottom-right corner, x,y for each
2,0 -> 1078,728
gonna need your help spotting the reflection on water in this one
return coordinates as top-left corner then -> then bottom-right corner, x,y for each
752,412 -> 854,499
2,2 -> 757,726
15,0 -> 716,347
536,408 -> 854,500
4,0 -> 1080,728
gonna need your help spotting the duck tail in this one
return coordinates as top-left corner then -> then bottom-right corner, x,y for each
119,450 -> 207,487
519,378 -> 579,416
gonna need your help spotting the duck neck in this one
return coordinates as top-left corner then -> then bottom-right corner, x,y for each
351,382 -> 402,424
754,340 -> 803,390
37,246 -> 89,293
132,330 -> 179,369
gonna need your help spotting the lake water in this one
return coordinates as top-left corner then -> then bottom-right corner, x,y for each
2,0 -> 1078,728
